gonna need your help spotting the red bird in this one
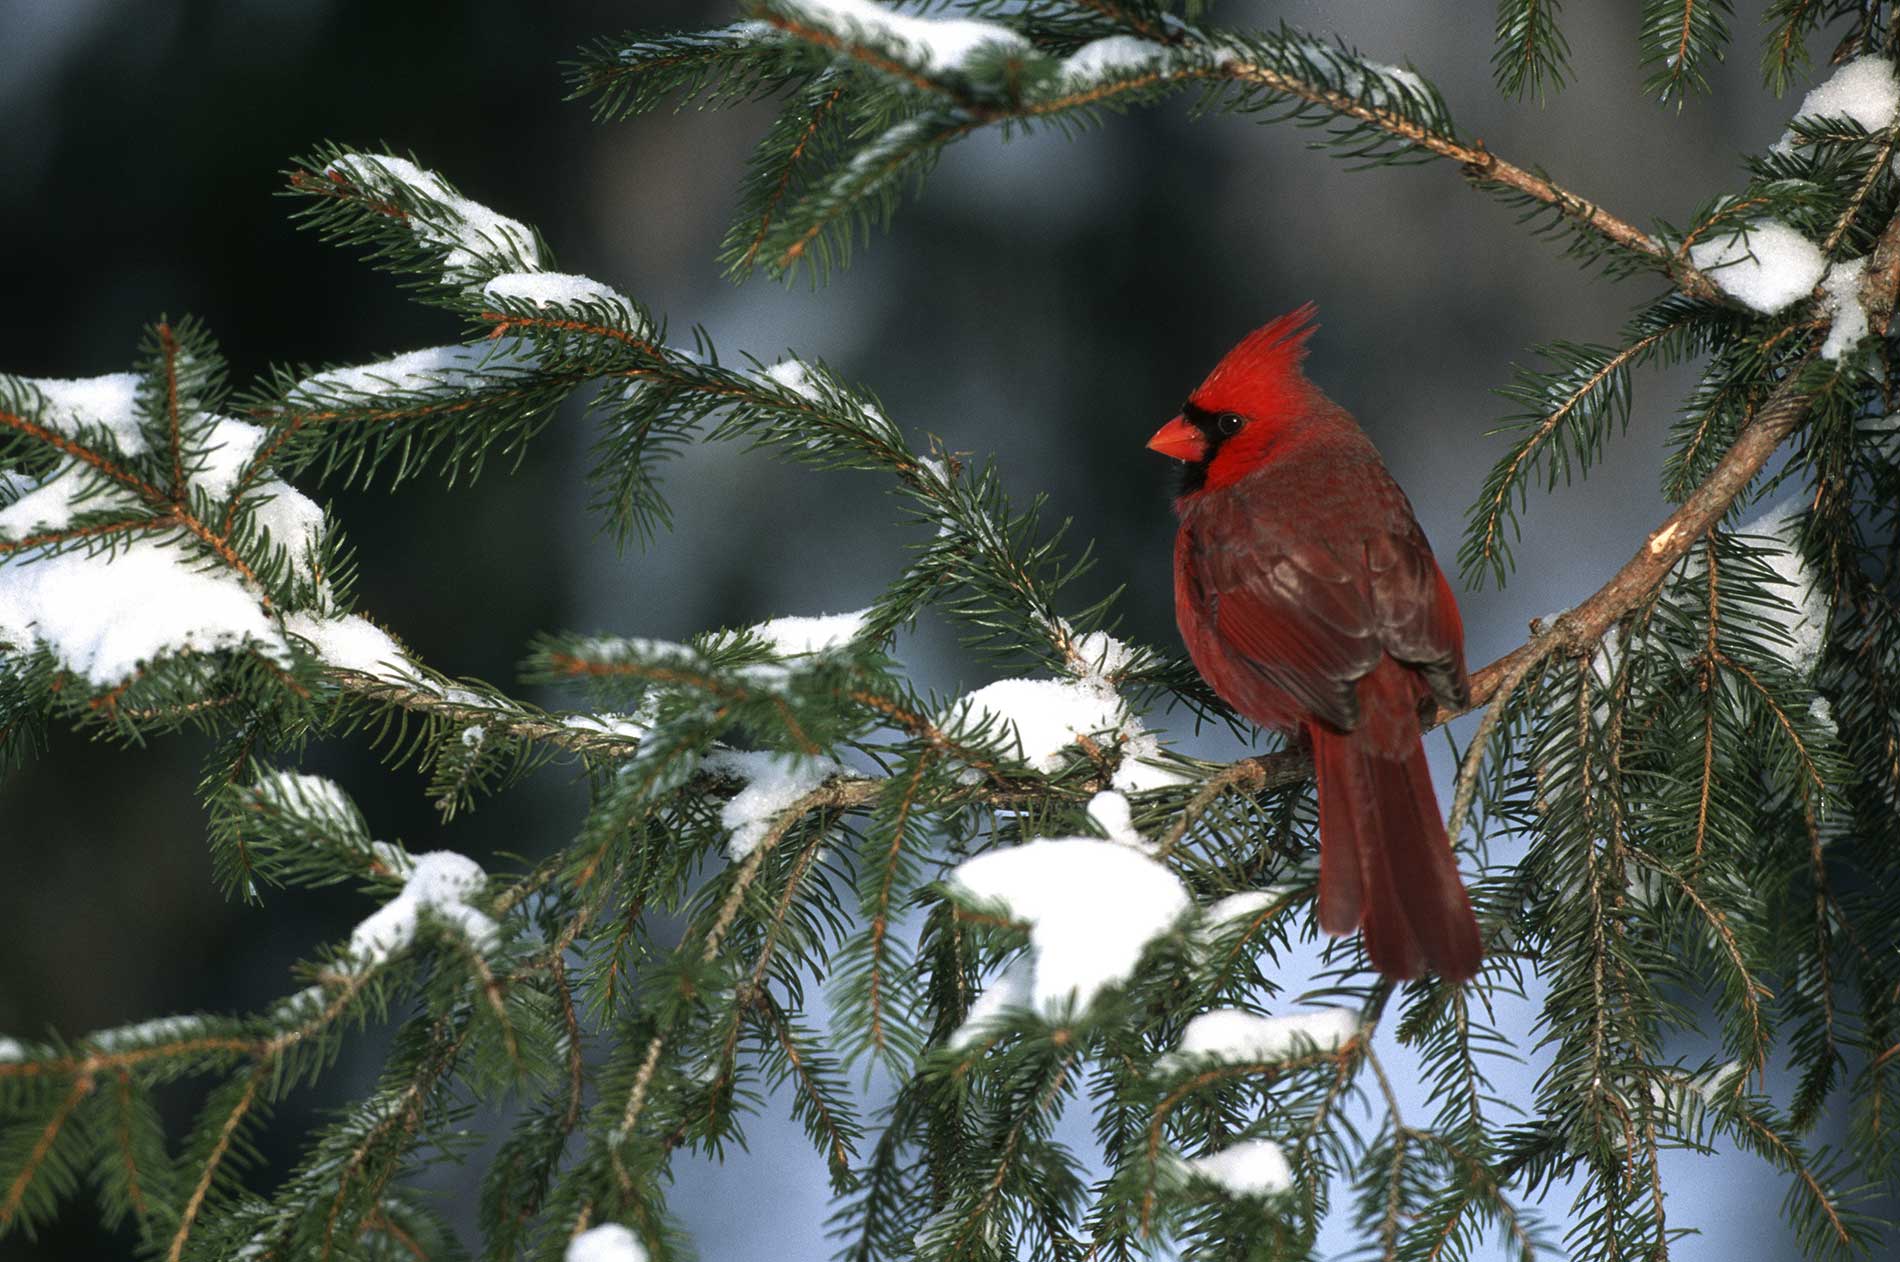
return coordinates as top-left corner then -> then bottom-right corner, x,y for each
1148,305 -> 1481,982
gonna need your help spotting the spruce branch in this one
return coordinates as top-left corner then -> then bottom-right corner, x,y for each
684,6 -> 1729,299
10,16 -> 1900,1254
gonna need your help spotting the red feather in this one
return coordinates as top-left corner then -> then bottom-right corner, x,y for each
1157,307 -> 1481,983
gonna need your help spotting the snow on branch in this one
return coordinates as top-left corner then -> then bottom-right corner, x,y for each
13,22 -> 1900,1249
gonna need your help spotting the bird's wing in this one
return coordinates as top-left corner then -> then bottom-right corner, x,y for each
1195,520 -> 1468,730
1196,527 -> 1381,732
1365,528 -> 1469,712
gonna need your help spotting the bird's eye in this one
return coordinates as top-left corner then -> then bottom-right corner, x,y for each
1215,413 -> 1246,437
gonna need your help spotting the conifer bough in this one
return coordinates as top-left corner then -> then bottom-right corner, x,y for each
4,3 -> 1900,1261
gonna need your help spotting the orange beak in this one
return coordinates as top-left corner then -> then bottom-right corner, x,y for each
1146,415 -> 1205,462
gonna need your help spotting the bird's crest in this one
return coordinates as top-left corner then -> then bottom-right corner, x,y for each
1189,303 -> 1320,417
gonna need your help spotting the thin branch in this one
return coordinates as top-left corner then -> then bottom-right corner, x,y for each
0,1074 -> 91,1228
166,1068 -> 264,1262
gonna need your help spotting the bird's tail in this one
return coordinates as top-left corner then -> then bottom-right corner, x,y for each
1309,662 -> 1481,983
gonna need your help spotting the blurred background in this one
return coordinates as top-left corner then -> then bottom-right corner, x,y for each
0,1 -> 1882,1258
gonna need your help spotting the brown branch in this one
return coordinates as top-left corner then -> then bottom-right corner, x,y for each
954,1049 -> 1079,1253
1718,650 -> 1825,791
609,779 -> 856,1197
759,14 -> 962,97
0,408 -> 166,501
553,955 -> 586,1134
1628,845 -> 1772,1073
166,1068 -> 263,1262
1208,58 -> 1721,301
365,1209 -> 430,1261
112,1070 -> 150,1222
757,998 -> 855,1174
0,1074 -> 91,1227
1823,119 -> 1900,255
0,513 -> 175,555
741,81 -> 850,272
1450,352 -> 1825,714
1858,196 -> 1900,336
867,751 -> 932,1053
1471,329 -> 1673,575
289,168 -> 410,221
1737,1112 -> 1853,1248
478,312 -> 662,356
1142,1042 -> 1364,1233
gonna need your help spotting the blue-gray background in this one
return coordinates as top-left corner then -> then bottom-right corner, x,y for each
0,2 -> 1882,1258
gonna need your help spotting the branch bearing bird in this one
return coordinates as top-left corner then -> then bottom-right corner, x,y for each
1148,305 -> 1481,983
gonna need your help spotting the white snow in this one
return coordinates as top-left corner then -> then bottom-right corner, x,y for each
282,611 -> 413,680
1736,498 -> 1828,675
460,724 -> 487,747
955,675 -> 1123,772
346,850 -> 497,967
0,385 -> 336,686
1863,412 -> 1900,454
779,0 -> 1029,74
702,750 -> 849,859
268,985 -> 331,1024
563,711 -> 652,743
288,342 -> 534,403
1775,56 -> 1900,153
481,271 -> 647,334
0,537 -> 285,684
751,608 -> 870,656
1186,1138 -> 1294,1198
1171,1007 -> 1360,1065
1072,629 -> 1137,678
189,416 -> 264,499
1688,219 -> 1827,314
761,359 -> 823,401
1060,35 -> 1169,85
1369,62 -> 1428,96
1818,257 -> 1872,360
949,956 -> 1035,1048
326,154 -> 544,284
949,837 -> 1189,1016
950,628 -> 1190,790
566,1224 -> 649,1262
88,1015 -> 208,1050
0,1037 -> 25,1061
0,468 -> 92,536
1204,889 -> 1291,929
249,484 -> 327,568
567,635 -> 698,666
1087,790 -> 1144,849
253,770 -> 358,826
14,372 -> 147,453
1693,1061 -> 1744,1103
1110,727 -> 1194,792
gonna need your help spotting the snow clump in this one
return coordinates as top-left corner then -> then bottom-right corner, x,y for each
949,837 -> 1189,1019
346,851 -> 498,967
1818,258 -> 1872,361
566,1224 -> 649,1262
1774,56 -> 1900,153
1185,1138 -> 1295,1198
779,0 -> 1029,74
702,750 -> 850,859
1169,1007 -> 1360,1067
1688,219 -> 1827,314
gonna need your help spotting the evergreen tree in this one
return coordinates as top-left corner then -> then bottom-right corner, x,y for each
3,3 -> 1898,1259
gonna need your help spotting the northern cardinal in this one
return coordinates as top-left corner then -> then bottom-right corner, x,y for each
1148,305 -> 1481,982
